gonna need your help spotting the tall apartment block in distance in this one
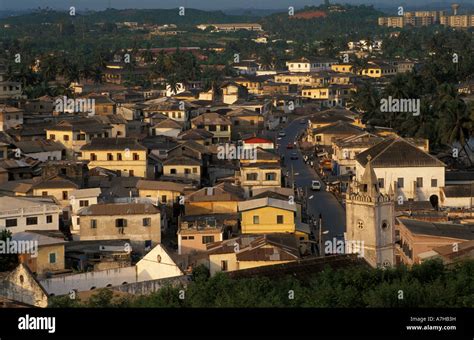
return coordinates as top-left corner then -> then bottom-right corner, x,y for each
378,3 -> 474,29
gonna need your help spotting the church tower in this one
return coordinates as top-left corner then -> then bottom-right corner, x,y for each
345,156 -> 395,268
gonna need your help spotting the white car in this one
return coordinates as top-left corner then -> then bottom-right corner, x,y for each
278,131 -> 286,137
311,180 -> 321,191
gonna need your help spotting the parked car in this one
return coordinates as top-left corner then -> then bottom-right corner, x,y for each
278,130 -> 286,137
290,152 -> 298,160
311,180 -> 322,191
286,143 -> 294,149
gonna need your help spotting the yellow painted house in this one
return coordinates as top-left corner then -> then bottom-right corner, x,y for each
46,119 -> 112,159
238,197 -> 309,240
206,234 -> 301,276
359,62 -> 397,78
80,137 -> 148,178
137,179 -> 188,206
331,64 -> 354,73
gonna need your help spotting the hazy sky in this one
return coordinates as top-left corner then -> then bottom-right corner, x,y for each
0,0 -> 464,10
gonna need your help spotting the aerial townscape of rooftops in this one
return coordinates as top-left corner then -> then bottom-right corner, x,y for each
0,0 -> 472,315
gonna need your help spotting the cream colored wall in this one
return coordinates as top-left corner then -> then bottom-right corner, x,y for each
79,213 -> 161,244
138,189 -> 182,206
331,64 -> 353,73
81,149 -> 147,178
209,253 -> 238,276
163,164 -> 201,181
238,260 -> 290,270
301,88 -> 330,99
178,231 -> 223,255
32,187 -> 76,207
36,244 -> 65,274
185,201 -> 238,215
240,167 -> 281,188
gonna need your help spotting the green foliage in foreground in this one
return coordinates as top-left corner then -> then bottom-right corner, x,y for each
49,260 -> 474,308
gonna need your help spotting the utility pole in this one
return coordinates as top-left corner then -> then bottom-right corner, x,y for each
291,164 -> 295,191
319,213 -> 323,256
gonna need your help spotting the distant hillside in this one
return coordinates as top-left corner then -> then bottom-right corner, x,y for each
0,8 -> 260,26
262,4 -> 384,41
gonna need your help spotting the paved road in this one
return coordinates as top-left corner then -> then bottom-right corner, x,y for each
275,118 -> 346,244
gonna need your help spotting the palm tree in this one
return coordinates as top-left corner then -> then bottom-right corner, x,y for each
439,99 -> 473,166
41,55 -> 59,81
141,48 -> 154,64
91,66 -> 103,91
166,73 -> 180,95
348,81 -> 380,123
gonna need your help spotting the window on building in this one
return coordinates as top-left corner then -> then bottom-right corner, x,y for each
188,236 -> 195,240
42,191 -> 48,196
49,253 -> 56,264
26,217 -> 38,225
79,200 -> 89,207
246,173 -> 258,181
182,236 -> 188,240
416,177 -> 423,188
277,215 -> 284,224
265,172 -> 276,181
161,195 -> 167,203
90,219 -> 97,229
76,217 -> 80,225
397,178 -> 404,188
129,170 -> 134,177
77,134 -> 86,141
220,125 -> 228,131
62,191 -> 68,200
107,153 -> 113,161
116,218 -> 127,228
46,215 -> 53,224
208,125 -> 217,132
170,169 -> 177,174
145,240 -> 152,249
431,178 -> 438,187
133,153 -> 139,161
90,153 -> 97,161
192,167 -> 198,173
63,135 -> 69,141
316,136 -> 322,142
221,260 -> 228,271
5,219 -> 17,228
143,218 -> 151,227
117,153 -> 122,161
202,236 -> 215,244
378,178 -> 384,189
253,216 -> 260,224
50,134 -> 56,140
184,168 -> 191,174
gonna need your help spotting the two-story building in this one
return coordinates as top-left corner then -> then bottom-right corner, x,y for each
46,119 -> 113,159
355,137 -> 446,203
80,137 -> 148,178
238,148 -> 281,197
0,196 -> 61,234
78,202 -> 161,253
191,112 -> 232,143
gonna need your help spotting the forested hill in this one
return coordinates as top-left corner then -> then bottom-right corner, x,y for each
262,5 -> 385,41
0,8 -> 259,26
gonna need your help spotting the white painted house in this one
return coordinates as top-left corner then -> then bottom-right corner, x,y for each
70,188 -> 102,234
0,197 -> 62,234
354,137 -> 445,203
286,57 -> 337,73
39,244 -> 183,296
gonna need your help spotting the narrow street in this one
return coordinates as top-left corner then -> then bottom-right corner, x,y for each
275,118 -> 346,244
